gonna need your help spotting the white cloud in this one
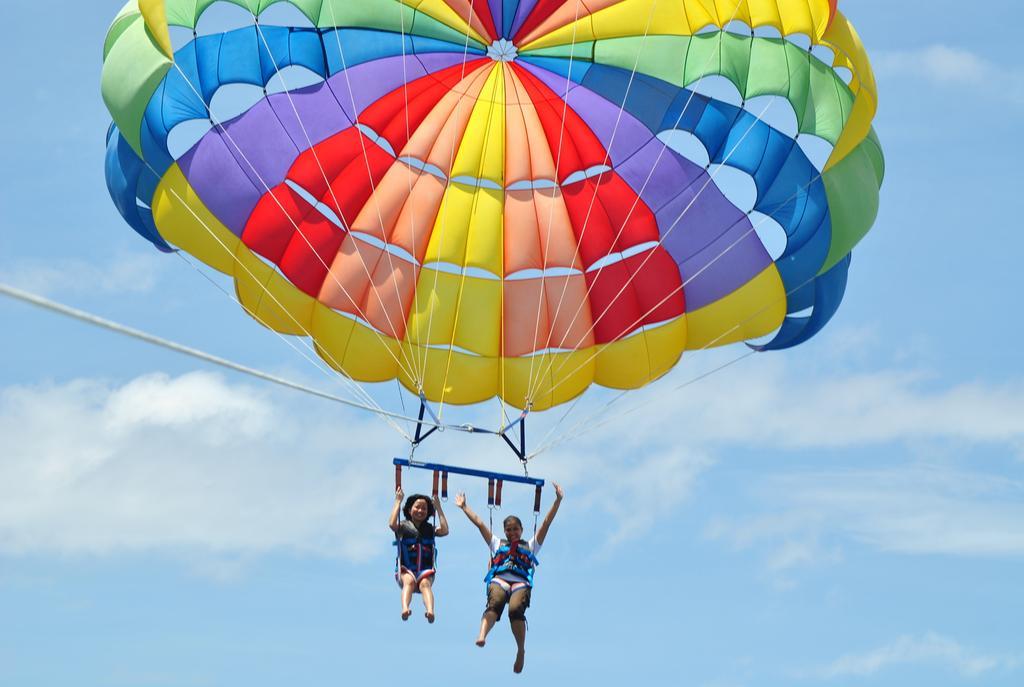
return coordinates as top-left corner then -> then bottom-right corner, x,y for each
872,44 -> 1024,105
0,372 -> 391,563
4,335 -> 1022,567
0,371 -> 715,564
560,354 -> 1024,454
550,446 -> 715,549
532,348 -> 1024,567
706,465 -> 1024,569
874,45 -> 989,83
814,633 -> 1020,679
0,252 -> 164,297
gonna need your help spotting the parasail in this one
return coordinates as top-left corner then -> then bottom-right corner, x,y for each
102,0 -> 884,416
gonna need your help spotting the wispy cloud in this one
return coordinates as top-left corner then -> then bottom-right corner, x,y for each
544,347 -> 1024,568
0,371 -> 715,564
577,354 -> 1024,454
706,465 -> 1024,571
5,334 -> 1022,565
551,447 -> 715,549
0,252 -> 164,297
810,633 -> 1020,679
873,44 -> 1024,105
0,372 -> 389,564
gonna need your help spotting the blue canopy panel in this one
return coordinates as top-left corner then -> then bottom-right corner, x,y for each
501,1 -> 521,38
105,125 -> 172,252
137,26 -> 485,175
321,28 -> 486,73
752,253 -> 851,351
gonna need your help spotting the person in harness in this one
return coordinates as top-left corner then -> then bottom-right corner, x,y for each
455,483 -> 564,673
389,487 -> 449,622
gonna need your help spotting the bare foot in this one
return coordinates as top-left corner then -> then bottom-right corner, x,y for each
425,612 -> 435,624
401,609 -> 412,621
475,638 -> 486,647
513,649 -> 525,673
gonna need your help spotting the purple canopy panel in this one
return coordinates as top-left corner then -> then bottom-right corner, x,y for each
177,135 -> 261,237
178,106 -> 298,235
416,52 -> 484,75
268,81 -> 354,152
616,139 -> 706,213
668,208 -> 772,311
220,100 -> 300,187
326,54 -> 474,120
511,0 -> 541,39
657,175 -> 745,258
326,55 -> 429,117
487,0 -> 504,35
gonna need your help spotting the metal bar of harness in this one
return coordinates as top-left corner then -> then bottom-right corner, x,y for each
413,396 -> 440,446
498,409 -> 530,462
393,459 -> 544,487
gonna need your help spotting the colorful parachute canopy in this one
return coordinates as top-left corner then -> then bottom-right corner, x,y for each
102,0 -> 883,411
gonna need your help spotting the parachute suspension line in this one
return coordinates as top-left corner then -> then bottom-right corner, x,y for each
141,150 -> 409,437
530,257 -> 836,460
0,281 -> 427,435
254,20 -> 422,382
418,2 -> 487,398
539,159 -> 828,404
496,397 -> 514,438
525,0 -> 662,402
530,94 -> 781,398
435,66 -> 504,420
529,126 -> 840,456
144,159 -> 413,439
533,349 -> 758,461
535,0 -> 856,398
171,250 -> 404,434
395,0 -> 424,386
396,379 -> 413,438
525,0 -> 762,404
532,388 -> 587,456
498,138 -> 509,432
524,0 -> 587,402
165,63 -> 420,385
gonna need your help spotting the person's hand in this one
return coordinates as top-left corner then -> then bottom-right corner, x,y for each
432,494 -> 442,507
553,482 -> 564,501
395,486 -> 404,502
454,493 -> 467,509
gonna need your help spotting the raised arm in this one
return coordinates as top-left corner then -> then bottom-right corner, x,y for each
535,482 -> 564,546
433,495 -> 450,537
388,487 -> 404,533
455,493 -> 492,544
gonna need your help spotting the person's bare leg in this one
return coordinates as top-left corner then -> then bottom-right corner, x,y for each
419,578 -> 435,623
400,572 -> 415,620
476,611 -> 497,646
511,619 -> 527,673
508,589 -> 530,672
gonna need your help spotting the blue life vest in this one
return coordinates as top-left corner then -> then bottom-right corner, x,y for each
485,540 -> 538,586
394,520 -> 436,575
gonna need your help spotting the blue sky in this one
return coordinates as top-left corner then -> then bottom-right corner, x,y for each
1,1 -> 1022,685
